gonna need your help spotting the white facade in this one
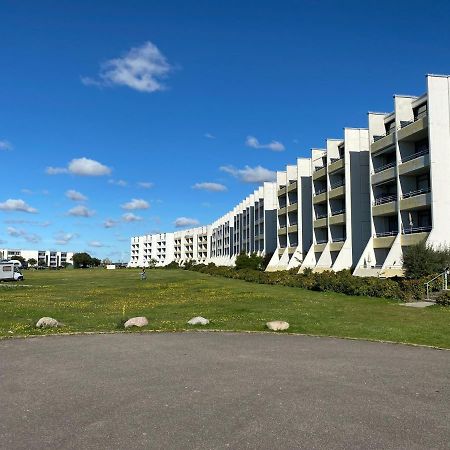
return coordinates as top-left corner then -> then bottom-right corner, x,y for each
300,128 -> 371,273
129,74 -> 450,276
354,74 -> 450,277
0,249 -> 74,267
128,182 -> 277,267
266,158 -> 312,271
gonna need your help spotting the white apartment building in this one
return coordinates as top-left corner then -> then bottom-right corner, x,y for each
354,74 -> 450,277
128,182 -> 277,267
130,74 -> 450,276
300,128 -> 371,272
0,249 -> 74,267
266,158 -> 312,271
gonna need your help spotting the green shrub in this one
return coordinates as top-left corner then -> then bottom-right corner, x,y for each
164,261 -> 180,270
403,241 -> 450,279
435,290 -> 450,306
235,252 -> 264,271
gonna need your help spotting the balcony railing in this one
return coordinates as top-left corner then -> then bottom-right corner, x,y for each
314,165 -> 325,172
375,230 -> 398,237
331,208 -> 346,216
329,155 -> 344,164
316,239 -> 328,244
402,225 -> 432,234
330,180 -> 345,189
373,194 -> 397,206
314,187 -> 327,195
400,148 -> 429,163
332,237 -> 346,242
315,212 -> 327,219
402,187 -> 431,199
373,161 -> 396,173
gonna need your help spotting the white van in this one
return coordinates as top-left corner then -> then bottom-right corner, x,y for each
0,261 -> 24,281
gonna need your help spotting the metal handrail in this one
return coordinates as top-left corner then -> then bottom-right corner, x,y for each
331,208 -> 346,216
402,187 -> 431,199
316,239 -> 328,244
400,149 -> 429,163
402,226 -> 432,234
332,237 -> 346,242
373,161 -> 396,173
330,180 -> 345,189
374,230 -> 398,237
315,213 -> 327,219
425,268 -> 449,301
314,188 -> 327,195
330,156 -> 345,164
373,194 -> 397,206
314,165 -> 325,172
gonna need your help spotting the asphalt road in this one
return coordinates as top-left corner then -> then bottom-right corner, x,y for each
0,332 -> 449,450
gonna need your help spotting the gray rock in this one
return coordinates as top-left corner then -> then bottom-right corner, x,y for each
266,320 -> 289,331
124,317 -> 149,328
36,317 -> 60,328
187,316 -> 210,325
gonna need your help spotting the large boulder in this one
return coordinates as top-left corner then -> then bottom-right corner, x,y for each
124,317 -> 149,328
266,320 -> 289,331
187,316 -> 210,326
36,317 -> 61,328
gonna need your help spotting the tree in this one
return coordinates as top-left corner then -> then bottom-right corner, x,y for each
402,241 -> 450,279
72,252 -> 93,269
28,258 -> 37,267
91,257 -> 101,267
102,258 -> 112,267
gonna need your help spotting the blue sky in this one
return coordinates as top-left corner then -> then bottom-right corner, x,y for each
1,0 -> 450,261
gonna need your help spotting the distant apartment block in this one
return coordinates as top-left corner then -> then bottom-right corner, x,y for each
128,182 -> 277,267
0,249 -> 73,267
130,75 -> 450,277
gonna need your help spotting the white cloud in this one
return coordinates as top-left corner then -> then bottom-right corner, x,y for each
122,213 -> 143,222
174,217 -> 200,228
245,135 -> 285,152
0,199 -> 38,213
192,182 -> 227,192
121,198 -> 149,210
67,205 -> 95,217
108,179 -> 127,187
66,189 -> 87,202
0,140 -> 12,151
88,240 -> 106,248
137,181 -> 154,189
220,165 -> 276,183
4,219 -> 50,227
54,232 -> 78,245
7,226 -> 41,243
103,218 -> 118,228
46,157 -> 111,176
204,133 -> 216,139
82,41 -> 172,93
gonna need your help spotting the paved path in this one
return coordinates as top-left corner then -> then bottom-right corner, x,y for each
0,333 -> 449,449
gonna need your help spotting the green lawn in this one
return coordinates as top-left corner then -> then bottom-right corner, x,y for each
1,268 -> 449,348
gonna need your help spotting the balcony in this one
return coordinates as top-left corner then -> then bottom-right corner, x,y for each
371,133 -> 395,154
277,206 -> 287,215
400,189 -> 431,211
287,224 -> 298,233
372,194 -> 397,216
373,234 -> 397,248
329,211 -> 346,225
313,217 -> 327,228
278,186 -> 287,196
329,185 -> 345,200
287,203 -> 298,213
399,151 -> 430,176
287,181 -> 297,192
371,164 -> 396,185
328,157 -> 345,174
397,115 -> 428,141
401,226 -> 432,246
278,227 -> 287,236
313,166 -> 326,180
313,191 -> 327,205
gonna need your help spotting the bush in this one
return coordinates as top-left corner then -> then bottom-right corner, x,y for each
403,241 -> 450,279
235,252 -> 264,271
164,261 -> 180,270
435,290 -> 450,306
